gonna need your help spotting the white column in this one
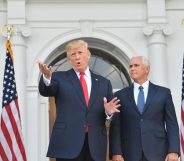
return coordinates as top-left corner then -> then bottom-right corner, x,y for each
9,25 -> 31,156
0,1 -> 7,109
143,24 -> 172,87
26,86 -> 49,161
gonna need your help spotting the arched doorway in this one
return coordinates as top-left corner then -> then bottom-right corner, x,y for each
47,38 -> 131,161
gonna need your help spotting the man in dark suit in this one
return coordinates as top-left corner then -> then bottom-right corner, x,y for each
109,56 -> 180,161
38,40 -> 120,161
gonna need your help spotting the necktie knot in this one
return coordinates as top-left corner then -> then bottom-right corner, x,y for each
139,86 -> 143,91
80,72 -> 85,76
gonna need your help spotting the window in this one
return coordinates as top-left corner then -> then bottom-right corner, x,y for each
49,48 -> 131,91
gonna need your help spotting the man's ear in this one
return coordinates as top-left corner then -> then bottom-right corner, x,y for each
67,54 -> 71,64
87,50 -> 91,58
146,66 -> 150,74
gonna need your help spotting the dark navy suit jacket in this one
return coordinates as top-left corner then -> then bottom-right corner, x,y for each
39,69 -> 113,161
109,82 -> 180,161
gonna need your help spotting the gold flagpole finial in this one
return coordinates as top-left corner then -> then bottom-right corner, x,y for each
1,25 -> 17,40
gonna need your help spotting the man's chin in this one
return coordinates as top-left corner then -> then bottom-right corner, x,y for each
131,76 -> 137,80
73,67 -> 83,72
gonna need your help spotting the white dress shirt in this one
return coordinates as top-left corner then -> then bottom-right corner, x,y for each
133,80 -> 149,105
75,67 -> 91,98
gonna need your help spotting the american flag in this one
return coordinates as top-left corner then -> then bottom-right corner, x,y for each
0,41 -> 27,161
181,55 -> 184,161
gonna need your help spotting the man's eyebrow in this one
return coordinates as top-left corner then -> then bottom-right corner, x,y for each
129,64 -> 139,67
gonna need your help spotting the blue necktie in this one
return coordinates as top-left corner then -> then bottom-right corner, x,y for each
137,86 -> 145,113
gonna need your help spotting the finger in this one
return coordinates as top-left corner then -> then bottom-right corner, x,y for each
39,63 -> 45,72
115,109 -> 120,112
116,104 -> 121,107
42,65 -> 50,74
109,97 -> 117,104
43,64 -> 48,70
114,104 -> 121,109
49,66 -> 52,71
112,97 -> 118,102
38,63 -> 42,70
113,99 -> 120,105
38,61 -> 43,69
37,60 -> 42,65
42,66 -> 47,73
44,65 -> 51,73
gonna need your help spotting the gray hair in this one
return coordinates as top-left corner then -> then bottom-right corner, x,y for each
140,56 -> 150,66
131,56 -> 150,67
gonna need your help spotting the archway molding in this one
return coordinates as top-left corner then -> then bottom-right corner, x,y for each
28,29 -> 136,86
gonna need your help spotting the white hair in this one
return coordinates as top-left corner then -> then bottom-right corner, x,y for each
140,56 -> 150,66
131,56 -> 150,67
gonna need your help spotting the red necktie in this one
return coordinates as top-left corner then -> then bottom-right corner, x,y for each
80,72 -> 89,106
80,72 -> 89,133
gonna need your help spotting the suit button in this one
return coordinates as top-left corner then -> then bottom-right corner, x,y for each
140,119 -> 143,122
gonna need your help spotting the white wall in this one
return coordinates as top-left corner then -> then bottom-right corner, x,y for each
0,0 -> 184,161
166,0 -> 184,124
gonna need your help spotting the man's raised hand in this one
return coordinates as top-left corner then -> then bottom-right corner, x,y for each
38,61 -> 52,80
103,97 -> 121,115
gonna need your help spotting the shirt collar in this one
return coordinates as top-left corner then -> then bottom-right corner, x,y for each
134,80 -> 149,90
75,67 -> 90,78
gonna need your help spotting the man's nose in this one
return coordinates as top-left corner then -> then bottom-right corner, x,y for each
75,53 -> 80,59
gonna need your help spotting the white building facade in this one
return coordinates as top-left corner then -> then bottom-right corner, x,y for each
0,0 -> 184,161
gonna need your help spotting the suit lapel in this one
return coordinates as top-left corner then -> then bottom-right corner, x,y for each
142,82 -> 157,114
66,69 -> 87,109
88,72 -> 99,108
127,84 -> 140,114
127,82 -> 158,114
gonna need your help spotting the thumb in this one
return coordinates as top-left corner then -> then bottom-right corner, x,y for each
49,66 -> 52,71
103,97 -> 107,104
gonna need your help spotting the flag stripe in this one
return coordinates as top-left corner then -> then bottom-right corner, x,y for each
3,106 -> 22,160
1,117 -> 17,161
0,142 -> 9,161
5,103 -> 23,161
7,101 -> 26,161
0,125 -> 12,161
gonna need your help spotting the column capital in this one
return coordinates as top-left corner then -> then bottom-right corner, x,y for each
143,24 -> 173,36
2,25 -> 31,39
19,25 -> 32,38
